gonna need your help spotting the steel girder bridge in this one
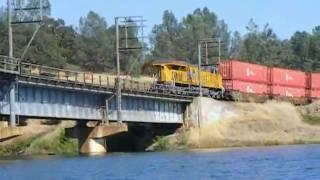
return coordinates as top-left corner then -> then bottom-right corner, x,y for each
0,56 -> 193,127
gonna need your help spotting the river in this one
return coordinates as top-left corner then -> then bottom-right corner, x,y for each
0,144 -> 319,180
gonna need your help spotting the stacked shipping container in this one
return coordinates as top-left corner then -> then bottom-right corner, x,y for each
219,59 -> 320,101
270,67 -> 306,98
309,73 -> 320,98
219,60 -> 269,95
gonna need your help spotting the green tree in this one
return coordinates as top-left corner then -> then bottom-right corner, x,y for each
230,31 -> 243,59
290,31 -> 313,70
240,19 -> 292,67
150,10 -> 183,60
151,7 -> 230,64
1,2 -> 320,74
0,7 -> 8,55
22,18 -> 75,67
309,26 -> 320,70
181,7 -> 230,64
73,11 -> 115,71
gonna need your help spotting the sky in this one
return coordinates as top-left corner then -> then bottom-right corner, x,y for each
1,0 -> 319,39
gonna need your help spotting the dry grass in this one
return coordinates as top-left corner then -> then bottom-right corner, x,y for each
299,100 -> 320,125
189,101 -> 320,149
150,100 -> 320,151
0,120 -> 77,156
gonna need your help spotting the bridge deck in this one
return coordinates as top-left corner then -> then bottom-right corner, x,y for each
0,55 -> 192,124
0,55 -> 194,101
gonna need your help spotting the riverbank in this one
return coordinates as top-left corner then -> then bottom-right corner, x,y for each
148,100 -> 320,151
0,121 -> 77,156
2,100 -> 320,155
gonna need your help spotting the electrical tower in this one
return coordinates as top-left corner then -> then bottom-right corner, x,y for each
114,16 -> 146,123
6,0 -> 48,127
199,38 -> 227,65
196,37 -> 226,130
7,0 -> 48,60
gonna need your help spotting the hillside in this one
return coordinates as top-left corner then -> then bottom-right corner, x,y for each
148,99 -> 320,151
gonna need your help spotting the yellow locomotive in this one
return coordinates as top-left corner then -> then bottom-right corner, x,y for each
151,60 -> 224,98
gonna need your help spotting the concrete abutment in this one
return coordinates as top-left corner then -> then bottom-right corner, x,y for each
65,122 -> 128,154
183,97 -> 237,128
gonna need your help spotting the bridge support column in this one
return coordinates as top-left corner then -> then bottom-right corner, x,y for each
65,123 -> 128,154
78,137 -> 107,154
9,82 -> 16,127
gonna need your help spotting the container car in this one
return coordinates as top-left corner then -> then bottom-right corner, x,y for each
310,73 -> 320,90
271,85 -> 306,98
270,67 -> 306,88
220,59 -> 309,103
219,60 -> 269,84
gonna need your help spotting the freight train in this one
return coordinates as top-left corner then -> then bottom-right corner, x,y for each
151,59 -> 320,104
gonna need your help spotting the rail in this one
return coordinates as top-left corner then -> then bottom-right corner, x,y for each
19,62 -> 159,92
0,55 -> 20,74
0,55 -> 195,99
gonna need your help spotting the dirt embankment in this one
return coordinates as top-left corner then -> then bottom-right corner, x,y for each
148,100 -> 320,151
0,120 -> 77,156
3,99 -> 320,154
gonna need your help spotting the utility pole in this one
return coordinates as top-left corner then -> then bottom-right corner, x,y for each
197,42 -> 203,97
200,38 -> 225,64
114,16 -> 145,124
6,0 -> 47,127
196,37 -> 225,129
205,41 -> 208,65
140,18 -> 145,62
11,0 -> 47,60
197,41 -> 202,130
8,0 -> 13,59
7,0 -> 15,127
115,17 -> 122,124
218,38 -> 221,63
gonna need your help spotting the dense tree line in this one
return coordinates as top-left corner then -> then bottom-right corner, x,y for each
151,9 -> 320,71
0,1 -> 320,73
150,8 -> 230,64
229,19 -> 320,71
0,1 -> 121,72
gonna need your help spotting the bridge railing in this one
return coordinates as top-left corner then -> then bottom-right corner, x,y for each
0,55 -> 20,74
19,62 -> 158,93
20,63 -> 117,87
122,78 -> 154,93
0,56 -> 186,97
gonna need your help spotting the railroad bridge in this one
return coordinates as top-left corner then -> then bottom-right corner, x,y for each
0,56 -> 195,153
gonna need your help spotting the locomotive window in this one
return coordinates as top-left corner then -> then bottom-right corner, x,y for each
202,65 -> 218,73
169,65 -> 187,71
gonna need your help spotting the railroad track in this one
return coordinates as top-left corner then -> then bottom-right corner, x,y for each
0,55 -> 198,101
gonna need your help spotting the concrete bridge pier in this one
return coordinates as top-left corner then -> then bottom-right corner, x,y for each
9,81 -> 16,127
65,122 -> 128,154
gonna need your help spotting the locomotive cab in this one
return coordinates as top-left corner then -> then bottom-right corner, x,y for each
152,60 -> 189,85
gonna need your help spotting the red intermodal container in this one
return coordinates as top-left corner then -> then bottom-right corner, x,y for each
311,90 -> 320,98
219,60 -> 269,84
271,67 -> 306,88
310,73 -> 320,89
271,85 -> 306,97
224,80 -> 268,94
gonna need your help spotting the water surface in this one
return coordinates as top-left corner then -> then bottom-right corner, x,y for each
0,144 -> 319,180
